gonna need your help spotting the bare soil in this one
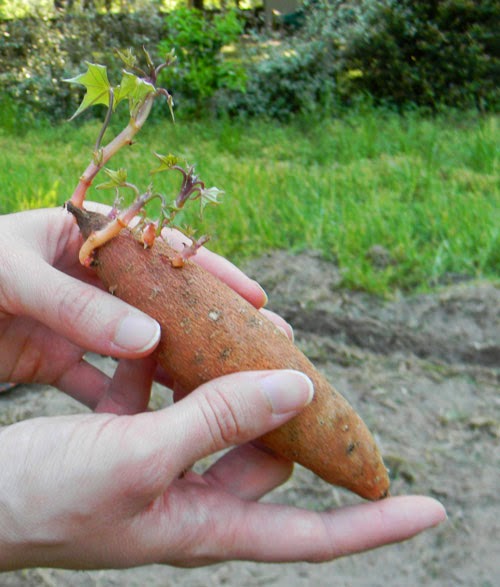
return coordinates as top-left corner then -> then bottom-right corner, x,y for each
1,251 -> 499,587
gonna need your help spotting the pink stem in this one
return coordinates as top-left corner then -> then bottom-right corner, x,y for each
78,193 -> 152,266
79,218 -> 127,267
70,94 -> 155,209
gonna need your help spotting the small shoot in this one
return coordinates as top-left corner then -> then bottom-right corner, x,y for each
65,49 -> 222,268
66,50 -> 174,210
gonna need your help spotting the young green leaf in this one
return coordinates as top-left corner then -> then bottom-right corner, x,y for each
199,186 -> 223,213
115,71 -> 156,117
96,168 -> 129,190
142,46 -> 156,73
65,62 -> 112,120
151,153 -> 180,174
115,48 -> 138,70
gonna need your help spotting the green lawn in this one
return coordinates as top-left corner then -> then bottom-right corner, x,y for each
1,109 -> 498,295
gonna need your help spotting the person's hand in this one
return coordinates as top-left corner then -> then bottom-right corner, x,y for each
0,368 -> 446,571
0,205 -> 288,411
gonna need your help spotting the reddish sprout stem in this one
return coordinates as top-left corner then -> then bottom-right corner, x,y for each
70,93 -> 155,209
79,191 -> 153,266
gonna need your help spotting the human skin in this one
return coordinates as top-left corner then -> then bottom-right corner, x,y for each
0,206 -> 446,570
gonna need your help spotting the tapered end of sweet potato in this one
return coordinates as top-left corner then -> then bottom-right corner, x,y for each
261,378 -> 391,500
259,361 -> 390,500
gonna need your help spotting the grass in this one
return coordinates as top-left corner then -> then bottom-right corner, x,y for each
1,108 -> 498,295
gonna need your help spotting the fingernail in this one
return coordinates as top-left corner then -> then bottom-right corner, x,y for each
261,370 -> 314,414
253,280 -> 269,307
277,324 -> 295,343
114,314 -> 161,353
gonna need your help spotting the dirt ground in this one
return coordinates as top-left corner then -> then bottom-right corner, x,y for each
1,251 -> 499,587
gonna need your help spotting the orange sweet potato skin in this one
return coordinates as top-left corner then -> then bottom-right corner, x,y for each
72,208 -> 389,500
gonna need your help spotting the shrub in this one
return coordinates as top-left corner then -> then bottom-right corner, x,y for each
158,7 -> 246,116
0,10 -> 165,124
217,40 -> 336,121
336,0 -> 499,110
220,0 -> 499,119
1,1 -> 497,123
215,0 -> 377,120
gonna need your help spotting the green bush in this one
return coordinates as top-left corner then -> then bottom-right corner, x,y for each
217,40 -> 336,121
336,0 -> 499,110
1,2 -> 497,123
0,10 -> 165,124
215,0 -> 376,120
158,8 -> 246,116
221,0 -> 498,119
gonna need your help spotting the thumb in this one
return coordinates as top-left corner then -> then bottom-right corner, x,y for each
155,369 -> 314,475
15,255 -> 160,358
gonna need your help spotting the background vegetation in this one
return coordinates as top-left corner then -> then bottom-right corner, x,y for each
0,0 -> 498,294
1,0 -> 498,121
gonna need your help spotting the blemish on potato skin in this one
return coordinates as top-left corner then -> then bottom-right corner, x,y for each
219,348 -> 232,360
208,310 -> 221,322
180,317 -> 192,334
347,441 -> 359,455
248,315 -> 263,328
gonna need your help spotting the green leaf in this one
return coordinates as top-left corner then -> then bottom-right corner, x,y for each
65,63 -> 112,119
96,168 -> 128,190
151,152 -> 180,174
115,48 -> 137,70
199,186 -> 223,213
115,71 -> 155,116
142,46 -> 155,72
166,92 -> 175,122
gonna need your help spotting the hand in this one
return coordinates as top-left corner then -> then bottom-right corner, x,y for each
0,369 -> 446,570
0,205 -> 288,411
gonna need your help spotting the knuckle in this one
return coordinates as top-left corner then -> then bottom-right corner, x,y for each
0,250 -> 25,314
56,280 -> 100,330
198,385 -> 242,451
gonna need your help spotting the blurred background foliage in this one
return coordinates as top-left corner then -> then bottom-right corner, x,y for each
1,0 -> 498,294
0,0 -> 498,126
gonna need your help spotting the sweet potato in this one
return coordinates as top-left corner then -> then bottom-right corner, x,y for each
68,204 -> 390,501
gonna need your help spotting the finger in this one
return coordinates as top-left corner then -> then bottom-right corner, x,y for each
148,370 -> 314,482
260,308 -> 294,341
163,230 -> 268,309
195,249 -> 268,310
55,356 -> 156,414
312,495 -> 447,560
153,365 -> 175,390
95,356 -> 156,415
171,495 -> 446,566
203,443 -> 294,501
83,201 -> 113,215
172,381 -> 189,403
13,253 -> 160,359
53,358 -> 110,408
